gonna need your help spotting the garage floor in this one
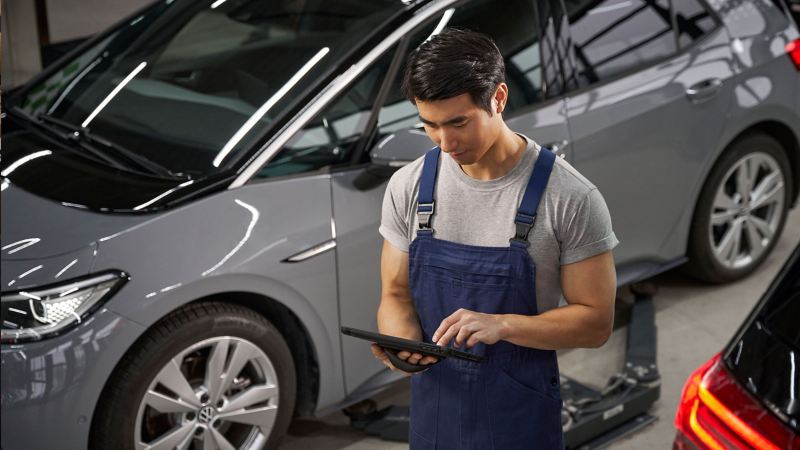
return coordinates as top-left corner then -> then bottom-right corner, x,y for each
279,207 -> 800,450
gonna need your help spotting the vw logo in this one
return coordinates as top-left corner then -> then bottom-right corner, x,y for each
198,406 -> 216,424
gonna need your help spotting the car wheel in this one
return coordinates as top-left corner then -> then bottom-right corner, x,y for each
686,132 -> 792,283
91,302 -> 296,450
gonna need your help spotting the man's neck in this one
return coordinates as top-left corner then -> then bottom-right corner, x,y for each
460,127 -> 526,181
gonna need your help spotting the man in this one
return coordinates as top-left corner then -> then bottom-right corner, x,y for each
371,28 -> 618,449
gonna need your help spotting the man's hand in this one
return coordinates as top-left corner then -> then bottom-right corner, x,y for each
370,344 -> 438,376
432,308 -> 506,348
375,240 -> 439,375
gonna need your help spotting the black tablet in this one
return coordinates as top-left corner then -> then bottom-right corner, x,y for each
341,326 -> 484,363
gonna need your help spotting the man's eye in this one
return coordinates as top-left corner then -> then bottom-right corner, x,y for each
454,122 -> 466,128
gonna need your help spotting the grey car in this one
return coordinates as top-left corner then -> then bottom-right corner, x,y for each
1,0 -> 799,449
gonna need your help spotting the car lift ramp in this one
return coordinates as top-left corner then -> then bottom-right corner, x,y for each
347,285 -> 661,449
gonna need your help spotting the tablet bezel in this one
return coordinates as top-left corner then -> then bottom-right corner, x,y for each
340,326 -> 484,363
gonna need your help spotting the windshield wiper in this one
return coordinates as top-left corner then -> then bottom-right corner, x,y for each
10,106 -> 84,143
38,114 -> 189,180
10,107 -> 188,180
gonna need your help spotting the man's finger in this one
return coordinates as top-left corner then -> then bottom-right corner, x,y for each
396,350 -> 411,360
370,343 -> 387,360
370,344 -> 396,371
432,309 -> 462,342
369,344 -> 437,373
466,332 -> 483,348
436,321 -> 462,347
407,352 -> 423,364
454,322 -> 475,347
419,355 -> 438,365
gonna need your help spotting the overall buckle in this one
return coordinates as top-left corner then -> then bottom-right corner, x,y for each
417,202 -> 435,230
511,212 -> 535,245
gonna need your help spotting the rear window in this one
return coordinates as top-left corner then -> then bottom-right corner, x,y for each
784,0 -> 800,25
563,0 -> 677,87
724,247 -> 800,432
671,0 -> 718,48
759,256 -> 800,349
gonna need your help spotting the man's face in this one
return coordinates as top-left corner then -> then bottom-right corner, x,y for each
416,89 -> 504,165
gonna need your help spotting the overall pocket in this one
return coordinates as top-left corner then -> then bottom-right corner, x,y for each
485,368 -> 564,450
423,254 -> 513,286
410,368 -> 440,445
410,271 -> 452,339
451,278 -> 516,316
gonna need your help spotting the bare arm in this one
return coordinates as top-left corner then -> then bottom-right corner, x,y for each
376,240 -> 419,338
372,240 -> 437,372
433,251 -> 616,350
498,250 -> 617,349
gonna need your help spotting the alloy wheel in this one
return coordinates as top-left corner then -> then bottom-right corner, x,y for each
708,152 -> 785,270
134,336 -> 279,450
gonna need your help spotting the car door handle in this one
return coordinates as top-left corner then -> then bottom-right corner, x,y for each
543,140 -> 569,157
686,78 -> 723,101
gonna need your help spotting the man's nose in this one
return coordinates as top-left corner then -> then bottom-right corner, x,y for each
439,130 -> 458,153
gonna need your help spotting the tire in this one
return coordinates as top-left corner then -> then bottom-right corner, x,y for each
685,132 -> 792,283
91,302 -> 296,450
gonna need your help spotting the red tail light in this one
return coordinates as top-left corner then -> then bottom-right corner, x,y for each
674,353 -> 800,450
788,39 -> 800,70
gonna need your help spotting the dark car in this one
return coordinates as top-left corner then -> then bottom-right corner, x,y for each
673,244 -> 800,449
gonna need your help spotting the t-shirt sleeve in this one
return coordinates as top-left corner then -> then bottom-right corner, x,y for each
560,188 -> 619,265
379,175 -> 411,252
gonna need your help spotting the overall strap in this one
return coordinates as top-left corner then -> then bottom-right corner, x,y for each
416,147 -> 441,235
511,147 -> 557,247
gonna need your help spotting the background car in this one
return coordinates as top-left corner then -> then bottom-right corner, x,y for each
673,244 -> 799,449
1,0 -> 799,449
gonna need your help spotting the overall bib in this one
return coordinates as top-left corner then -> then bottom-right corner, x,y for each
408,147 -> 564,450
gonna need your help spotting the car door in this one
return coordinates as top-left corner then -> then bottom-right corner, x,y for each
335,0 -> 573,395
259,45 -> 398,398
558,0 -> 735,282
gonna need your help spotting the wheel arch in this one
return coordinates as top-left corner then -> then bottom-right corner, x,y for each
681,120 -> 797,282
687,119 -> 799,252
91,292 -> 322,446
187,292 -> 320,417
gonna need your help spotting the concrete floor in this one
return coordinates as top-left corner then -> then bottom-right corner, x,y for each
279,207 -> 800,450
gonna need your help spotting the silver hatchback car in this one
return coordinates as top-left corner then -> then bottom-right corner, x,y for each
2,0 -> 799,449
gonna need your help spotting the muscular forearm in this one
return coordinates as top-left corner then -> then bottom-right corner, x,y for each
377,295 -> 423,340
499,303 -> 613,350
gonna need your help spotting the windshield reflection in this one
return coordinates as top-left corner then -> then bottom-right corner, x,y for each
14,0 -> 404,177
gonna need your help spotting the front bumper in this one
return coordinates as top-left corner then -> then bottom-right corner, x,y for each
1,308 -> 144,450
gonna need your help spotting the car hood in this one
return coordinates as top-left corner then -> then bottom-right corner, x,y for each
0,124 -> 233,213
1,180 -> 152,290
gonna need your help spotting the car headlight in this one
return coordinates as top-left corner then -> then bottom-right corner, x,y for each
1,270 -> 128,344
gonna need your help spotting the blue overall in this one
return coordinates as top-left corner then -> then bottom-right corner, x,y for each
408,147 -> 564,450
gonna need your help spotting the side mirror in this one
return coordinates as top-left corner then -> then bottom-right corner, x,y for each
370,129 -> 434,167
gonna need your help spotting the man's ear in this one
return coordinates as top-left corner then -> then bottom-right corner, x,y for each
493,83 -> 509,114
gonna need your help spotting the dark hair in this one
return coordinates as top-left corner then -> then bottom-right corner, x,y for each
401,27 -> 505,114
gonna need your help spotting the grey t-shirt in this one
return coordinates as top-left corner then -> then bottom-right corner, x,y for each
379,133 -> 619,314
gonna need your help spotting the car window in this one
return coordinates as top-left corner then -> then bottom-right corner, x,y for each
671,0 -> 717,48
759,250 -> 800,349
776,0 -> 800,25
763,292 -> 800,348
253,48 -> 397,179
538,0 -> 572,98
13,0 -> 403,178
375,0 -> 543,136
563,0 -> 676,88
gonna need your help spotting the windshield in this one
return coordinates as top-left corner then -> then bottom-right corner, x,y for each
13,0 -> 404,177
